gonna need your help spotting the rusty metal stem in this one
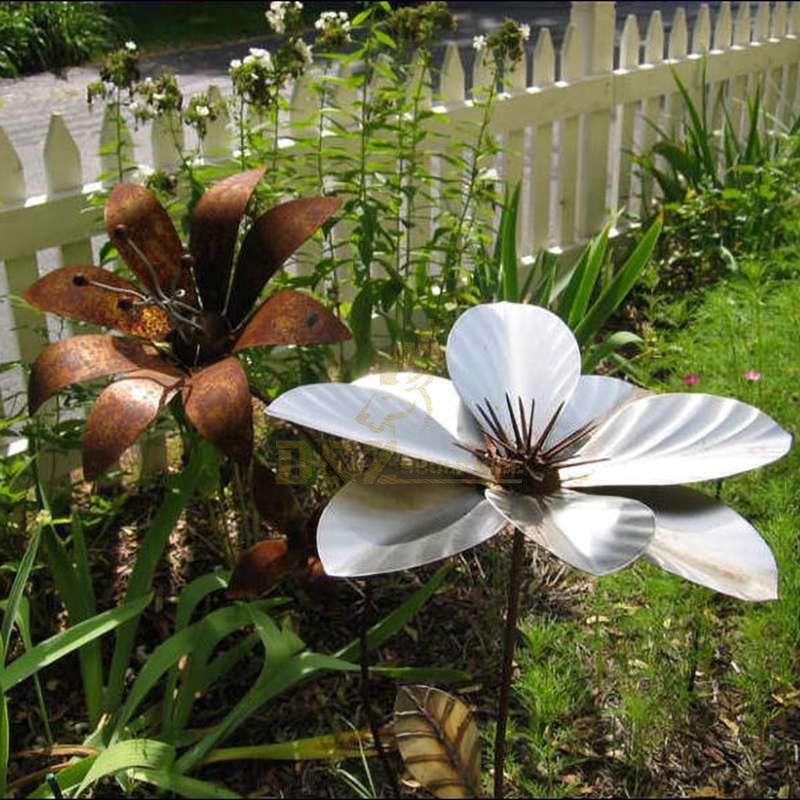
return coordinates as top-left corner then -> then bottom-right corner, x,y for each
494,527 -> 526,799
360,578 -> 400,798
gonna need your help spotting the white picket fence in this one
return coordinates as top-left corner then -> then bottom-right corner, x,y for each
1,1 -> 799,480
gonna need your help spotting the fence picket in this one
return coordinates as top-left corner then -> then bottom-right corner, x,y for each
692,4 -> 712,55
99,104 -> 136,182
617,14 -> 641,215
44,115 -> 94,268
665,7 -> 689,135
502,43 -> 529,252
729,1 -> 753,138
783,4 -> 800,127
201,85 -> 231,159
639,10 -> 665,207
44,114 -> 82,195
151,110 -> 184,172
0,128 -> 43,369
572,1 -> 616,239
557,24 -> 581,248
765,3 -> 789,130
711,3 -> 733,134
530,27 -> 555,252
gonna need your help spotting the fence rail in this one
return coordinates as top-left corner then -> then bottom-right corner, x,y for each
1,1 -> 799,480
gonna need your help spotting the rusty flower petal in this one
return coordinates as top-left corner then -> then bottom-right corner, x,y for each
24,265 -> 173,341
226,196 -> 342,327
190,167 -> 266,314
106,183 -> 194,302
227,538 -> 295,600
83,367 -> 183,481
28,333 -> 169,414
182,357 -> 253,462
233,289 -> 350,352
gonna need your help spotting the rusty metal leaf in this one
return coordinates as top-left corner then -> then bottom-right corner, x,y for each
182,357 -> 253,463
226,538 -> 294,600
252,461 -> 303,533
105,183 -> 195,302
233,289 -> 350,352
190,167 -> 266,313
23,265 -> 173,341
28,334 -> 169,414
226,196 -> 342,326
83,368 -> 183,481
393,685 -> 484,799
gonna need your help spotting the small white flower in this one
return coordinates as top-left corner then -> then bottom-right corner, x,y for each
153,92 -> 166,102
473,35 -> 486,51
125,41 -> 137,51
128,101 -> 140,112
249,47 -> 268,59
295,39 -> 313,64
478,167 -> 499,182
520,24 -> 531,41
195,104 -> 210,117
144,76 -> 154,85
230,58 -> 242,70
244,54 -> 256,65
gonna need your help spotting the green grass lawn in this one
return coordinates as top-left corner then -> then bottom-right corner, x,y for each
507,258 -> 800,797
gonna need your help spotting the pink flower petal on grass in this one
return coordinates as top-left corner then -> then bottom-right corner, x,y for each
682,373 -> 700,386
744,369 -> 762,382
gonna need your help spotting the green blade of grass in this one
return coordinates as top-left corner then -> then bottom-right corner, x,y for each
41,525 -> 104,728
573,215 -> 662,346
1,593 -> 152,691
76,739 -> 175,796
0,526 -> 41,654
127,768 -> 242,799
105,438 -> 214,714
582,331 -> 643,373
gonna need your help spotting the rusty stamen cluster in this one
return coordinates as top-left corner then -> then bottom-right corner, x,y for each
112,224 -> 206,336
460,393 -> 607,495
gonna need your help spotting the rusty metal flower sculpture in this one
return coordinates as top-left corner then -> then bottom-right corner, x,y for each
25,168 -> 350,479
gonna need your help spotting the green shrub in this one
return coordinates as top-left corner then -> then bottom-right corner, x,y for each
0,2 -> 113,78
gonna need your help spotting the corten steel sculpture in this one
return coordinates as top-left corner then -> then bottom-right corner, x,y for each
25,168 -> 350,479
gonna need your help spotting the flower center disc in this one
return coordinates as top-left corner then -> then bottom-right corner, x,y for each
462,394 -> 605,498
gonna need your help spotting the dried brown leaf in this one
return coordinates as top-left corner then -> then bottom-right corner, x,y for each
393,685 -> 483,799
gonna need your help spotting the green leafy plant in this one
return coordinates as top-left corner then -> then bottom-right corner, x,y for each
0,1 -> 112,78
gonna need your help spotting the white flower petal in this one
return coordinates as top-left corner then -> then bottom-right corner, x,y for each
318,481 -> 507,576
623,486 -> 778,601
267,382 -> 491,479
550,374 -> 648,446
485,488 -> 655,575
561,393 -> 792,488
354,371 -> 485,451
446,303 -> 581,445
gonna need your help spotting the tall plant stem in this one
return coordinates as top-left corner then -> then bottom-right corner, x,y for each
238,95 -> 247,172
494,526 -> 525,799
114,88 -> 124,183
360,578 -> 400,798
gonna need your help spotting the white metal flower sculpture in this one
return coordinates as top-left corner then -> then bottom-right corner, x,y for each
266,303 -> 791,601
